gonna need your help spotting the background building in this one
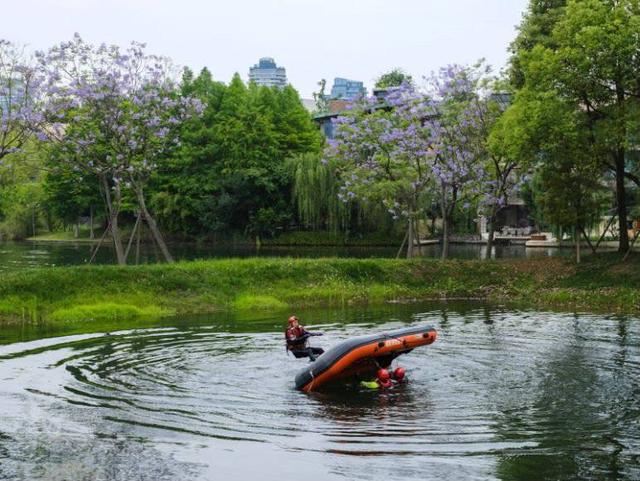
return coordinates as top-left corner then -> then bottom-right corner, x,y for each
0,78 -> 25,116
330,77 -> 366,100
248,57 -> 287,88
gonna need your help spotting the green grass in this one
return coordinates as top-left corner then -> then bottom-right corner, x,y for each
49,303 -> 171,323
233,295 -> 289,311
263,230 -> 404,246
0,253 -> 639,325
27,228 -> 101,243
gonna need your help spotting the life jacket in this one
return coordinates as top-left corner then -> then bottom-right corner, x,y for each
285,325 -> 307,348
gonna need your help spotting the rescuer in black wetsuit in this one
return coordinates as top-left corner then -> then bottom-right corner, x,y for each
285,315 -> 324,361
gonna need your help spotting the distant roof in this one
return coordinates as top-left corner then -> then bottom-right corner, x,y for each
312,99 -> 352,120
300,98 -> 316,113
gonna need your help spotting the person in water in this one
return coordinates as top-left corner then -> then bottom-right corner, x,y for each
285,315 -> 324,361
360,367 -> 406,389
391,366 -> 406,383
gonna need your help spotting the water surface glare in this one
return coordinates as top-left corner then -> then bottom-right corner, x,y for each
0,305 -> 638,480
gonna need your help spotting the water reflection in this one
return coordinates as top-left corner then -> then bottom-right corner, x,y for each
0,303 -> 637,481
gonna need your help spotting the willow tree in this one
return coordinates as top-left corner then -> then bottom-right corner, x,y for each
289,152 -> 350,231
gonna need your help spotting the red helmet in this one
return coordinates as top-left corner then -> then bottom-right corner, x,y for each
393,367 -> 406,381
377,368 -> 390,381
288,315 -> 299,326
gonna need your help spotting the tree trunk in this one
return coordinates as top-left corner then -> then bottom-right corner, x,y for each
441,215 -> 450,260
135,187 -> 174,263
101,176 -> 126,265
615,148 -> 629,253
396,228 -> 408,259
89,205 -> 95,240
135,219 -> 142,265
31,209 -> 36,237
406,217 -> 414,259
110,200 -> 126,265
575,226 -> 581,264
73,223 -> 79,239
486,217 -> 496,260
412,218 -> 421,257
579,225 -> 596,254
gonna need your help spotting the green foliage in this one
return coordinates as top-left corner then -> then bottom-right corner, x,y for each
289,152 -> 350,231
507,0 -> 640,251
151,69 -> 322,237
509,0 -> 567,87
374,68 -> 414,89
43,144 -> 104,225
0,140 -> 48,239
495,85 -> 606,234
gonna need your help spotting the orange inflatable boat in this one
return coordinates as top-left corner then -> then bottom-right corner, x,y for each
294,325 -> 437,392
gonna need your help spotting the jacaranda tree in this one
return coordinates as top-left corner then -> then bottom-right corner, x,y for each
327,65 -> 493,258
324,84 -> 434,258
36,34 -> 202,264
0,39 -> 42,164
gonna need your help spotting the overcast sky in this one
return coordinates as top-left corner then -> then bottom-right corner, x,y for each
4,0 -> 528,98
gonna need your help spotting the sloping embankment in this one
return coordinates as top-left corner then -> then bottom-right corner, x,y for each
0,254 -> 638,324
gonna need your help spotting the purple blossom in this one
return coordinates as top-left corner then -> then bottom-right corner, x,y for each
35,33 -> 202,186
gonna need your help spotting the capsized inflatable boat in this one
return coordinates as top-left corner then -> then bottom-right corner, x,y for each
294,325 -> 437,392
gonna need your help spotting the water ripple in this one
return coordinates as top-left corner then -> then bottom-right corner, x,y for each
0,306 -> 638,481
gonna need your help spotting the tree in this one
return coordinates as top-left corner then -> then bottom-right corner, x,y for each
424,65 -> 490,258
0,40 -> 42,163
0,140 -> 47,239
312,79 -> 328,112
533,100 -> 605,263
508,0 -> 567,88
44,142 -> 104,237
152,69 -> 321,240
36,34 -> 202,264
325,84 -> 435,258
512,0 -> 640,253
374,68 -> 414,89
327,66 -> 490,259
485,89 -> 528,255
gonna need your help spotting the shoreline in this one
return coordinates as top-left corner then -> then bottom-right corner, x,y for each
0,254 -> 638,326
17,236 -> 626,250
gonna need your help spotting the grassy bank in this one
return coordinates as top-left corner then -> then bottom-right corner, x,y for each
262,230 -> 404,246
27,229 -> 404,246
0,254 -> 639,325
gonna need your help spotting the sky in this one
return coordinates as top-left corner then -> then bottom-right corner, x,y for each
4,0 -> 529,98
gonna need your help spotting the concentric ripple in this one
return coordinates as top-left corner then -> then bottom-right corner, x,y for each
0,304 -> 638,481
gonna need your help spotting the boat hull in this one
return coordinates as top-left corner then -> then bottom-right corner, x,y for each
294,325 -> 437,392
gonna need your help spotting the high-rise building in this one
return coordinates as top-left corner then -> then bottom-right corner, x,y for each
248,57 -> 288,88
330,78 -> 366,100
0,78 -> 25,116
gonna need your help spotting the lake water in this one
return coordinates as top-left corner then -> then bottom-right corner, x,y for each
0,303 -> 637,481
0,240 -> 570,271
